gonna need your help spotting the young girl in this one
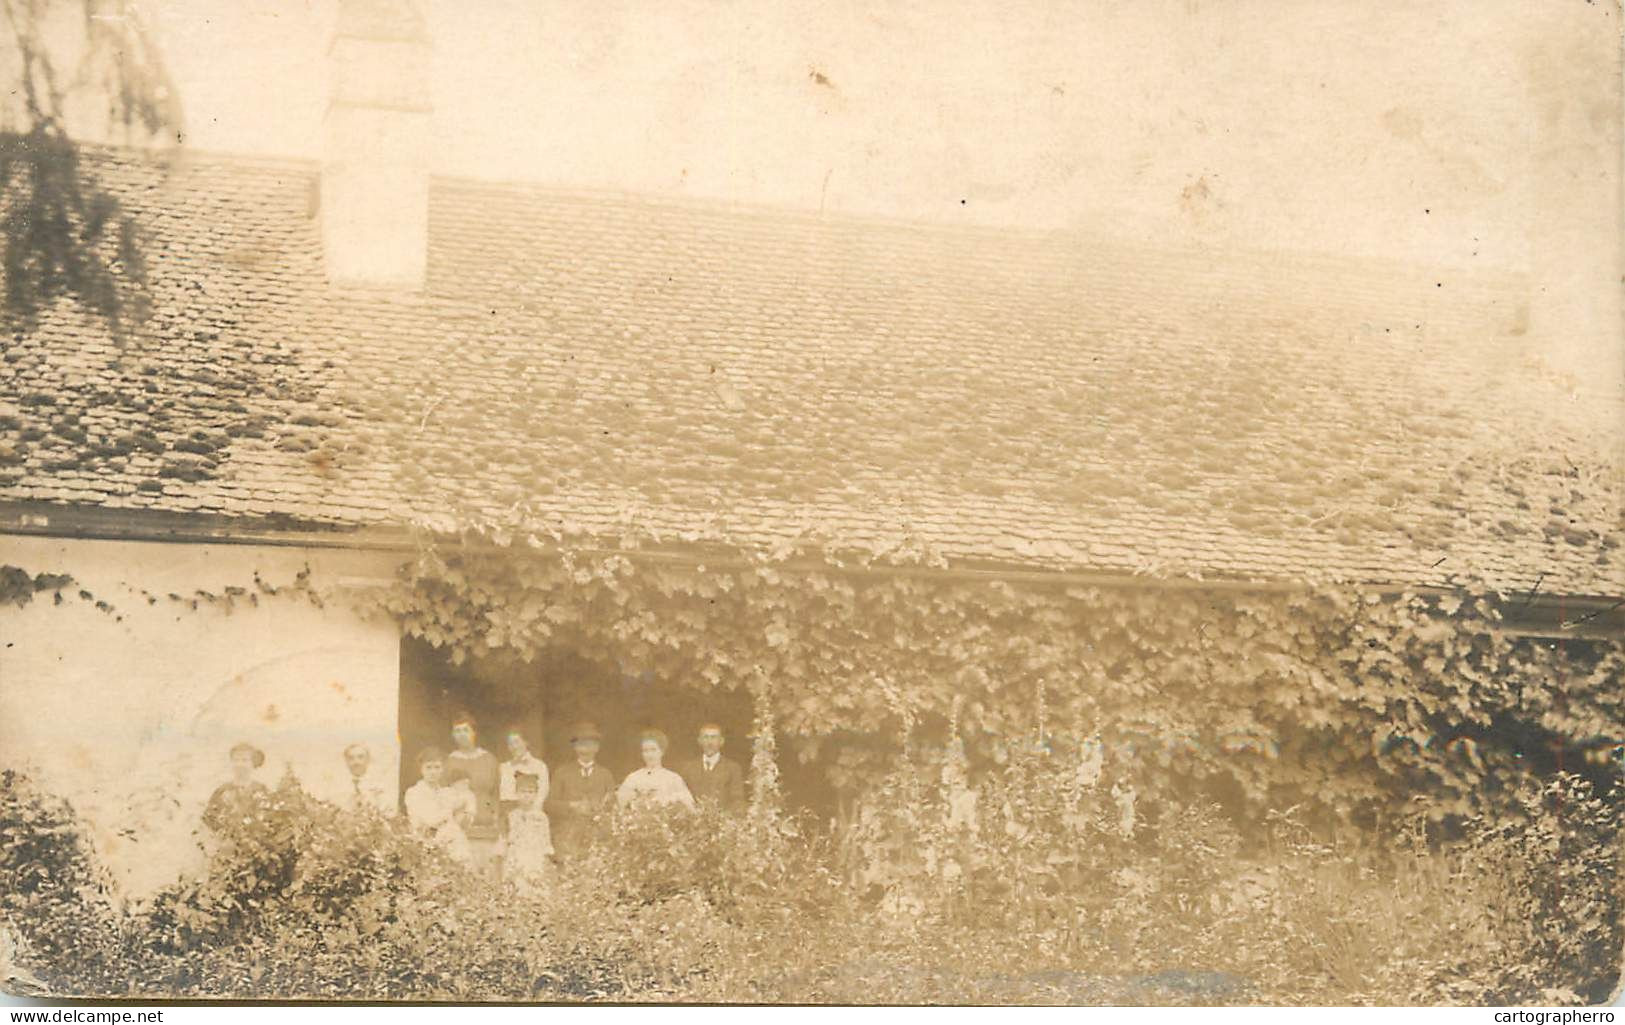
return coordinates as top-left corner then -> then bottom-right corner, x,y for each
501,771 -> 554,891
404,747 -> 475,864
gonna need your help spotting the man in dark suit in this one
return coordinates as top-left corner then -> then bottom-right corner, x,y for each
675,722 -> 746,813
544,721 -> 616,861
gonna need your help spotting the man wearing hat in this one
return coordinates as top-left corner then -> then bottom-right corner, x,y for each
544,721 -> 616,862
202,741 -> 269,835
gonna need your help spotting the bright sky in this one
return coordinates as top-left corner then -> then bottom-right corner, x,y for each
132,0 -> 1625,393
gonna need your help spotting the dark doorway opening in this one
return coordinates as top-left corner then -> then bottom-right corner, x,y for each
398,638 -> 759,798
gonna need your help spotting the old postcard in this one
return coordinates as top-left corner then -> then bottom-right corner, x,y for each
0,0 -> 1621,1006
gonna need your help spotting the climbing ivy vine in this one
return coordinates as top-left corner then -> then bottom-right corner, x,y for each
351,537 -> 1623,825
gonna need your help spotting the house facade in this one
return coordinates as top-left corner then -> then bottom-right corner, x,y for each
2,1 -> 1620,895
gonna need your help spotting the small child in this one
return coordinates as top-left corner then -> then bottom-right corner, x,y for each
403,747 -> 475,864
448,769 -> 476,810
502,771 -> 554,891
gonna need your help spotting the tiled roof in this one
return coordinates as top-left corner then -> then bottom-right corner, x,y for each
1,148 -> 1620,595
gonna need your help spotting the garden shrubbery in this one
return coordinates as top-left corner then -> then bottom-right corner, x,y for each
0,769 -> 127,997
1,757 -> 1619,1004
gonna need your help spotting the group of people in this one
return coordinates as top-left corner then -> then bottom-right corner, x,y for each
404,717 -> 747,883
201,738 -> 397,834
204,716 -> 748,889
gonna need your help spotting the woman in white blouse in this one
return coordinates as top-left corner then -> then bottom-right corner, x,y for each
617,728 -> 696,810
403,748 -> 475,864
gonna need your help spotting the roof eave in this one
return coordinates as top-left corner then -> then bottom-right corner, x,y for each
2,500 -> 1618,641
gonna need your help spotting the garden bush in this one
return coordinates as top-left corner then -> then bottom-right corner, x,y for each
0,769 -> 127,997
1,759 -> 1619,1004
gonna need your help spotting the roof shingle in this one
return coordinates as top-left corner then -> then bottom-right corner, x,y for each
1,148 -> 1619,595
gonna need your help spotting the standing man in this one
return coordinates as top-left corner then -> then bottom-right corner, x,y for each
675,722 -> 746,813
544,721 -> 616,862
341,741 -> 395,815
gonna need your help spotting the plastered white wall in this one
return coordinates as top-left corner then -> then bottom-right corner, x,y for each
0,534 -> 402,897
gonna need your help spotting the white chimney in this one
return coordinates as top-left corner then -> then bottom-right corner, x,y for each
321,0 -> 431,288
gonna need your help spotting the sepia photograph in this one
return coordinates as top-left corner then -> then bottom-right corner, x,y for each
0,0 -> 1621,1008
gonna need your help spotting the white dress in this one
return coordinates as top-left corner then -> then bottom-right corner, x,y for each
616,766 -> 696,810
504,805 -> 554,890
499,754 -> 553,862
404,780 -> 474,863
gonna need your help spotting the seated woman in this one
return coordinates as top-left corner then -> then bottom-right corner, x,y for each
202,742 -> 270,835
404,747 -> 475,864
616,729 -> 696,811
502,772 -> 554,891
